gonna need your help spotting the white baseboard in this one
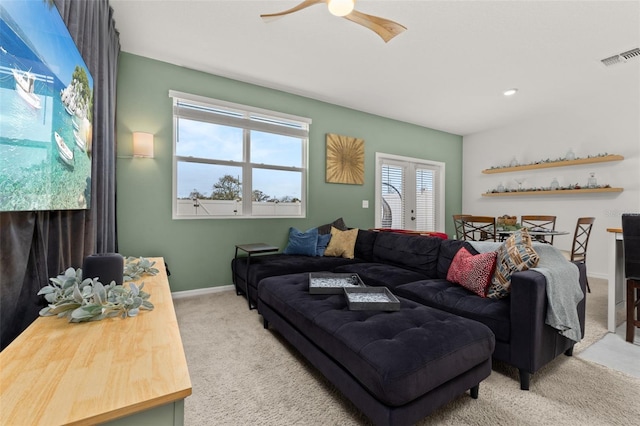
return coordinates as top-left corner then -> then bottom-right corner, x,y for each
588,272 -> 607,280
171,284 -> 234,299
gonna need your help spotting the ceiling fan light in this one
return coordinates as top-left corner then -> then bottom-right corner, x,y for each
328,0 -> 355,17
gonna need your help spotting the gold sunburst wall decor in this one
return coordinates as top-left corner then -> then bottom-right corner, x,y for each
326,133 -> 365,185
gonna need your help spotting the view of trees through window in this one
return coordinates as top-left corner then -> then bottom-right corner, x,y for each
184,174 -> 301,203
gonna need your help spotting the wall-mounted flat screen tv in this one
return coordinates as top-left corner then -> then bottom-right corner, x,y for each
0,0 -> 93,212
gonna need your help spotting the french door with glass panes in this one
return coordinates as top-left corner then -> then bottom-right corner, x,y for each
375,153 -> 445,232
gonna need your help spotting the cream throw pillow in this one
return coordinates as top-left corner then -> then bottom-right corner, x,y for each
324,227 -> 359,259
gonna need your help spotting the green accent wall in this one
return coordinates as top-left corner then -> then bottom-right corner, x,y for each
116,53 -> 462,292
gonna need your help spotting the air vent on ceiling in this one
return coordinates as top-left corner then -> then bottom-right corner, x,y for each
601,47 -> 640,66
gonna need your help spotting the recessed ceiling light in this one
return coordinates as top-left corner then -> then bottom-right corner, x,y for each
503,88 -> 518,96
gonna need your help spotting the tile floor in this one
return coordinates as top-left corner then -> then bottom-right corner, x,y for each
578,322 -> 640,378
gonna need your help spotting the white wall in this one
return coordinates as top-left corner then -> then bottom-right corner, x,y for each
462,84 -> 639,278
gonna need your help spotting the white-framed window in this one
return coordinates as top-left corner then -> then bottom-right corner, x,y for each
374,153 -> 445,232
169,91 -> 310,219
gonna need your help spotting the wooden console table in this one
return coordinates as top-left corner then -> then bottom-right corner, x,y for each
0,257 -> 192,425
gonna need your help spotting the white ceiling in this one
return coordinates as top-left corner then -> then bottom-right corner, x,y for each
109,0 -> 640,136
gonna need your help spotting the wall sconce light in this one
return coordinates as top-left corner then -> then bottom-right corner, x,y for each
132,132 -> 154,158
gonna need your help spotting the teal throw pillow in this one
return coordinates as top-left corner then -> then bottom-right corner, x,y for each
283,227 -> 318,256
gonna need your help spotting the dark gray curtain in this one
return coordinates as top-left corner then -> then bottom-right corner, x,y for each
0,0 -> 119,350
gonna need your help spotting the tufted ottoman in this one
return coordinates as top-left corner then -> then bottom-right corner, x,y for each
257,273 -> 495,426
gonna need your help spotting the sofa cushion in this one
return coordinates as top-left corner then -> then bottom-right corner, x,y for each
487,229 -> 539,299
353,229 -> 377,262
333,263 -> 429,291
324,227 -> 359,259
283,227 -> 318,256
372,232 -> 441,277
447,248 -> 497,297
395,279 -> 511,342
258,273 -> 495,407
437,239 -> 478,279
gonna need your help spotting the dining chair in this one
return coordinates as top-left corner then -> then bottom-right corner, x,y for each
521,215 -> 557,245
563,217 -> 595,293
452,214 -> 471,240
461,216 -> 497,241
621,213 -> 640,343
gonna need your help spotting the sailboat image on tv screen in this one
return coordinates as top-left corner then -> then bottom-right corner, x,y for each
12,67 -> 41,109
54,131 -> 73,167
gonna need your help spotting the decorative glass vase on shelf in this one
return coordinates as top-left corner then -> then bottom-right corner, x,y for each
509,157 -> 518,167
565,148 -> 576,161
497,182 -> 505,192
550,177 -> 559,190
587,172 -> 597,188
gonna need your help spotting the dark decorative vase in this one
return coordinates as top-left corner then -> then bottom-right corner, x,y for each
82,253 -> 124,285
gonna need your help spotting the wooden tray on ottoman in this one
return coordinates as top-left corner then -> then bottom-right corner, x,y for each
344,287 -> 400,311
309,272 -> 366,294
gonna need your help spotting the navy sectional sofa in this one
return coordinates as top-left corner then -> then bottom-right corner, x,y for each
231,229 -> 587,390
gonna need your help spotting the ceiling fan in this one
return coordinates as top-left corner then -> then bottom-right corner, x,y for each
260,0 -> 407,43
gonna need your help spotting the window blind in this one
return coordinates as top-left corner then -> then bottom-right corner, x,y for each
381,163 -> 405,229
169,90 -> 310,139
415,167 -> 437,231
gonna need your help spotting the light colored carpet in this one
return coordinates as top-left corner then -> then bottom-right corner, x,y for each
174,277 -> 640,425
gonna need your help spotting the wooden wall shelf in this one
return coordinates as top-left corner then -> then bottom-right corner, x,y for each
482,154 -> 624,174
482,187 -> 624,197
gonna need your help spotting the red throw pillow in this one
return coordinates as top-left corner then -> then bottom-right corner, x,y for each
446,247 -> 497,297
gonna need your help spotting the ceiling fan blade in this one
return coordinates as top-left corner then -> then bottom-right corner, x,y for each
260,0 -> 326,22
343,9 -> 407,43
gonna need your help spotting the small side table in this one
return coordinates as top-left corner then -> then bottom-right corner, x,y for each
234,243 -> 279,309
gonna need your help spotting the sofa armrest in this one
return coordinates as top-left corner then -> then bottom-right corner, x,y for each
509,270 -> 548,372
509,263 -> 587,374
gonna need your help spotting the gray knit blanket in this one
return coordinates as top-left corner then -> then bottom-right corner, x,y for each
470,241 -> 584,342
